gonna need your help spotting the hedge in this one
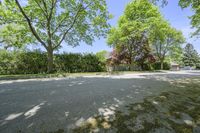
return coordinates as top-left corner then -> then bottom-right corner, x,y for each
0,50 -> 105,74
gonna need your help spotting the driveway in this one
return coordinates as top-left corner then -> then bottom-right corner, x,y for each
0,71 -> 200,133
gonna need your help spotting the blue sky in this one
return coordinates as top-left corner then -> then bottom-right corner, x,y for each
59,0 -> 199,54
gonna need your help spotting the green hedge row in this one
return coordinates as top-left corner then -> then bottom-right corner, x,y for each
152,62 -> 170,70
0,50 -> 105,74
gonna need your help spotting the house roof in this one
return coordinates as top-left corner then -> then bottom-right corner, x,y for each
171,62 -> 179,66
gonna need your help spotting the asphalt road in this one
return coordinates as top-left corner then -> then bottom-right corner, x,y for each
0,72 -> 199,133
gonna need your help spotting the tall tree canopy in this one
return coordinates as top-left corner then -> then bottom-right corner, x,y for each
182,43 -> 200,67
151,20 -> 185,69
0,0 -> 110,72
107,0 -> 185,70
96,50 -> 108,63
107,0 -> 165,69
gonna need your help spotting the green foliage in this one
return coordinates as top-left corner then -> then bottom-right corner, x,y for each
152,62 -> 170,70
0,0 -> 111,72
0,50 -> 105,74
0,49 -> 47,74
0,24 -> 33,49
152,23 -> 185,66
0,49 -> 18,74
96,50 -> 108,63
17,50 -> 48,74
0,0 -> 110,47
153,0 -> 200,38
182,43 -> 200,67
55,53 -> 105,73
81,54 -> 105,72
107,0 -> 182,71
179,0 -> 200,37
107,0 -> 162,67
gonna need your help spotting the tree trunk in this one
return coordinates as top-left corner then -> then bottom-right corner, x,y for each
141,62 -> 144,71
160,61 -> 164,70
128,64 -> 131,71
47,48 -> 54,73
128,55 -> 132,71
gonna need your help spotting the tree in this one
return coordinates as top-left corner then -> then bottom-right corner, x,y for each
182,43 -> 200,67
107,49 -> 126,66
151,0 -> 200,38
179,0 -> 200,37
0,23 -> 32,49
96,50 -> 108,63
107,0 -> 163,70
151,21 -> 185,70
0,0 -> 110,73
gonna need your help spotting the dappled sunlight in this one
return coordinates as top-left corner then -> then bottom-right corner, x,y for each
1,75 -> 200,132
72,81 -> 200,132
1,101 -> 45,127
65,112 -> 69,118
0,0 -> 200,132
75,117 -> 87,127
1,112 -> 23,127
4,112 -> 23,121
83,74 -> 147,79
72,100 -> 122,132
147,76 -> 200,90
148,75 -> 174,83
27,123 -> 34,129
50,90 -> 56,95
111,75 -> 146,79
0,77 -> 75,85
24,102 -> 46,119
83,75 -> 110,78
113,98 -> 124,105
98,108 -> 115,120
68,80 -> 86,87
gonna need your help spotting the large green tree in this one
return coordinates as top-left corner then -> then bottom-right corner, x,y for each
107,0 -> 163,70
0,0 -> 110,73
96,50 -> 108,63
151,20 -> 185,69
182,43 -> 200,67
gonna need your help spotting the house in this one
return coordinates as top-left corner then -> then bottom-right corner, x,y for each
170,62 -> 180,71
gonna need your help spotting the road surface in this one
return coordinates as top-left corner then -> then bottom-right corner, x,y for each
0,71 -> 200,132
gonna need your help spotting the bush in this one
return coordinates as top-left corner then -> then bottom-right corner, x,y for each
0,50 -> 18,74
54,53 -> 105,73
0,50 -> 106,74
17,50 -> 47,74
152,62 -> 170,70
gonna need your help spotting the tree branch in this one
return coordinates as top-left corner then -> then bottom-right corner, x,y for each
42,0 -> 48,16
53,1 -> 93,49
32,0 -> 48,19
46,0 -> 57,48
15,0 -> 47,49
0,40 -> 5,43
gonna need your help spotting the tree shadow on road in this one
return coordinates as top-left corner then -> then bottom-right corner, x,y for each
71,81 -> 200,133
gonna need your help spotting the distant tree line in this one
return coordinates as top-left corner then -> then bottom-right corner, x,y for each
0,50 -> 105,75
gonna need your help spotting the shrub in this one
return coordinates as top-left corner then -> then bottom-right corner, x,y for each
0,50 -> 106,74
152,62 -> 170,70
